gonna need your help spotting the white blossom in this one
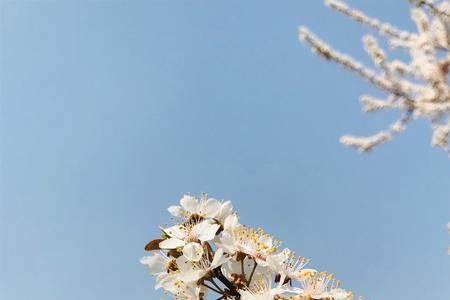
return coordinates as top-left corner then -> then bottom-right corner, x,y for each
159,220 -> 220,262
298,270 -> 352,300
217,225 -> 280,266
239,277 -> 285,300
168,194 -> 221,219
141,193 -> 355,300
267,248 -> 310,285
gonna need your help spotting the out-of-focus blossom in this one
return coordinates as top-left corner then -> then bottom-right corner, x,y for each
300,0 -> 450,155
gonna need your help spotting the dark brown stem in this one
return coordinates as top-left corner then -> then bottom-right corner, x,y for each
247,259 -> 257,285
202,282 -> 223,295
213,267 -> 240,299
204,241 -> 215,262
240,259 -> 246,281
209,279 -> 225,293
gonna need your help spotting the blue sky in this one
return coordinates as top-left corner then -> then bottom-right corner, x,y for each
1,0 -> 449,299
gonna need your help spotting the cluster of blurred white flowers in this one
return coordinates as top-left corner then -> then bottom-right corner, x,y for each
141,193 -> 355,300
299,0 -> 450,154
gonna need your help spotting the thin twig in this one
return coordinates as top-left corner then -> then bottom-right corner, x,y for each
202,283 -> 223,295
210,279 -> 225,293
240,259 -> 246,280
247,259 -> 258,285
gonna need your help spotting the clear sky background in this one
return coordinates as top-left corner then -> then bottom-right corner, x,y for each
1,0 -> 449,299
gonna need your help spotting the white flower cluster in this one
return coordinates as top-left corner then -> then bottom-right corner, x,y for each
299,0 -> 450,154
141,193 -> 355,300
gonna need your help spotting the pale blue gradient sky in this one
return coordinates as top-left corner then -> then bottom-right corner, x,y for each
1,1 -> 449,300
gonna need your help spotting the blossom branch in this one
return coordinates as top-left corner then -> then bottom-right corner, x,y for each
300,0 -> 450,155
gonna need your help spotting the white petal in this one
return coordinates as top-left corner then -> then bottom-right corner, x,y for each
328,288 -> 353,300
223,214 -> 240,231
266,254 -> 284,273
159,237 -> 185,249
217,201 -> 234,221
162,224 -> 186,240
180,194 -> 198,213
183,242 -> 204,262
140,254 -> 167,275
239,290 -> 253,300
159,274 -> 179,293
154,280 -> 163,290
194,221 -> 220,242
216,232 -> 236,254
167,205 -> 186,217
255,256 -> 269,267
201,198 -> 221,218
210,248 -> 229,269
175,255 -> 192,273
180,269 -> 206,283
282,286 -> 303,294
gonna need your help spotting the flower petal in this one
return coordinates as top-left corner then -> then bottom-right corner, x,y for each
183,242 -> 204,262
201,198 -> 221,218
217,231 -> 236,254
162,224 -> 186,240
181,269 -> 206,283
175,255 -> 191,273
266,252 -> 285,273
217,201 -> 234,221
140,254 -> 167,275
180,194 -> 198,213
167,205 -> 186,217
210,248 -> 229,269
223,214 -> 240,231
159,237 -> 185,249
194,221 -> 220,242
